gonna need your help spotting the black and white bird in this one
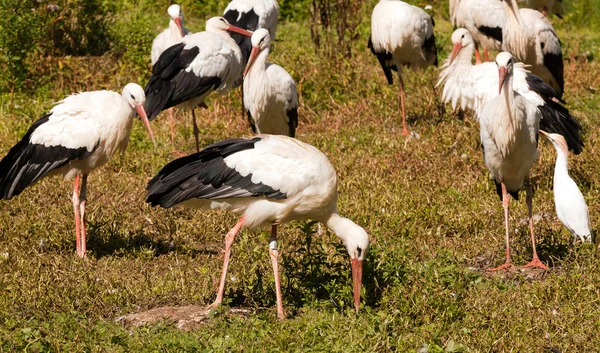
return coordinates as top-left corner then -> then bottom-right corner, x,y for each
223,0 -> 279,63
144,17 -> 253,152
0,83 -> 155,258
449,0 -> 505,63
479,52 -> 546,270
501,0 -> 564,97
522,0 -> 565,18
438,28 -> 583,154
150,4 -> 192,146
369,0 -> 438,136
540,131 -> 591,244
146,135 -> 369,319
243,29 -> 298,137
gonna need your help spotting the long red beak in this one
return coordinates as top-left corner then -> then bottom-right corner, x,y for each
498,66 -> 508,94
174,18 -> 184,37
136,105 -> 156,147
243,46 -> 261,79
449,42 -> 462,65
351,258 -> 363,314
227,24 -> 253,37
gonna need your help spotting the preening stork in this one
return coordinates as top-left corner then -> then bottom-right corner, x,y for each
501,0 -> 564,97
243,29 -> 298,137
0,83 -> 155,258
369,0 -> 438,136
522,0 -> 565,18
146,135 -> 369,319
150,4 -> 191,146
540,131 -> 591,244
449,0 -> 505,63
144,17 -> 253,152
438,28 -> 583,154
479,52 -> 546,271
223,0 -> 279,64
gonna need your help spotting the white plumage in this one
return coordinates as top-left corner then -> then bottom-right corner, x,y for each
151,4 -> 191,66
243,29 -> 298,137
0,83 -> 155,258
540,131 -> 591,243
146,135 -> 369,319
479,52 -> 546,271
502,0 -> 564,96
369,0 -> 438,135
449,0 -> 505,63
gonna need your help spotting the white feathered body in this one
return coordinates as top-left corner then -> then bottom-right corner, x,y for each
180,135 -> 337,229
243,48 -> 298,136
151,20 -> 191,65
450,0 -> 505,51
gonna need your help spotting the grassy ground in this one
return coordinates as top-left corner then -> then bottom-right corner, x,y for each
2,1 -> 600,352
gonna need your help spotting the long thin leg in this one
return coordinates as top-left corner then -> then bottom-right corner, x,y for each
168,107 -> 176,146
192,109 -> 200,153
474,43 -> 482,64
398,74 -> 408,136
483,48 -> 490,62
241,86 -> 245,127
523,183 -> 548,270
269,225 -> 285,319
488,182 -> 513,271
79,174 -> 88,258
210,216 -> 246,309
72,175 -> 82,257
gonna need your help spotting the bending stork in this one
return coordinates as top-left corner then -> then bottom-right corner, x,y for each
479,52 -> 546,271
0,83 -> 155,258
144,17 -> 252,152
369,0 -> 438,136
243,28 -> 298,137
146,135 -> 369,319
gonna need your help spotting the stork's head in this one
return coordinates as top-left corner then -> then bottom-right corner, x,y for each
122,83 -> 156,146
496,52 -> 515,94
243,28 -> 271,78
449,28 -> 474,64
167,4 -> 185,37
205,17 -> 253,38
540,130 -> 569,156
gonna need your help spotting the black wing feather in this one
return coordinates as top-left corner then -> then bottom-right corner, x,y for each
368,37 -> 396,85
286,107 -> 298,138
477,26 -> 503,43
224,8 -> 260,64
146,137 -> 286,208
543,51 -> 564,97
0,114 -> 94,199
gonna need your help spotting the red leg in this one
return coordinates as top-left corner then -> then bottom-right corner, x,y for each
192,109 -> 200,153
72,175 -> 82,257
79,174 -> 88,258
168,107 -> 176,146
484,48 -> 490,62
488,182 -> 513,271
269,225 -> 285,319
523,184 -> 548,270
210,216 -> 246,309
398,74 -> 408,136
474,43 -> 482,64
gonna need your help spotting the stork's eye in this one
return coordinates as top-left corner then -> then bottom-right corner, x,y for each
357,246 -> 363,257
130,94 -> 135,99
461,34 -> 465,39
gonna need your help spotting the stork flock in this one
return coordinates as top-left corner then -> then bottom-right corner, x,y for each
0,0 -> 591,319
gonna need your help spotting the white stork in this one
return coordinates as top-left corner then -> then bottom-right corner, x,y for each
501,0 -> 564,97
369,0 -> 438,136
150,4 -> 191,146
438,28 -> 583,154
144,17 -> 253,152
223,0 -> 279,64
479,52 -> 546,270
540,131 -> 591,244
243,29 -> 298,137
0,83 -> 155,258
146,135 -> 369,319
522,0 -> 565,18
449,0 -> 505,63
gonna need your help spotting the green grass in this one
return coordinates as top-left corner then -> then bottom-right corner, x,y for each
2,1 -> 600,352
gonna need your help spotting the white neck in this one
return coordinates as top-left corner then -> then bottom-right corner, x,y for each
325,213 -> 366,252
248,47 -> 270,77
169,19 -> 183,39
553,146 -> 569,179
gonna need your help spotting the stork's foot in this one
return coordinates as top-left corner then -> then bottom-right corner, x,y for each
523,257 -> 548,270
401,128 -> 409,136
487,262 -> 513,272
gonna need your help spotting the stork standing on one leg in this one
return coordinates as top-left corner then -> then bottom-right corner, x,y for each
0,83 -> 155,258
144,17 -> 253,152
243,29 -> 298,137
369,0 -> 438,136
479,52 -> 547,271
150,4 -> 191,147
146,135 -> 369,319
